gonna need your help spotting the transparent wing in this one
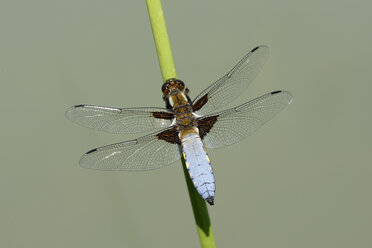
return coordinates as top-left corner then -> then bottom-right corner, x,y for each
79,129 -> 181,171
192,46 -> 270,116
200,91 -> 293,148
66,105 -> 174,134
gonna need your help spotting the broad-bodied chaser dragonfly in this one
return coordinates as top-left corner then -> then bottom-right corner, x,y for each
66,46 -> 292,205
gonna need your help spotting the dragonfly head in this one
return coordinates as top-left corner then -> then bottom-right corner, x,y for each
161,78 -> 185,96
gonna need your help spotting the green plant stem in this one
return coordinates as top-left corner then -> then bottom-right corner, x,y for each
145,0 -> 176,81
145,0 -> 216,247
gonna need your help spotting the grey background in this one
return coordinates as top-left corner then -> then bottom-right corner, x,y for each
1,0 -> 371,247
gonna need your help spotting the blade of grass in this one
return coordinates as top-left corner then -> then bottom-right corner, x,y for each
145,1 -> 216,247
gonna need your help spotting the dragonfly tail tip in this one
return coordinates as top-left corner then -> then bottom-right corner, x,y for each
206,197 -> 214,206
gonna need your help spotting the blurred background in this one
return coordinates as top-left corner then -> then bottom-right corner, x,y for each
1,0 -> 371,247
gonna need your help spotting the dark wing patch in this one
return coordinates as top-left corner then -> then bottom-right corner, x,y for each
152,111 -> 175,120
156,127 -> 180,144
192,94 -> 209,112
197,115 -> 219,139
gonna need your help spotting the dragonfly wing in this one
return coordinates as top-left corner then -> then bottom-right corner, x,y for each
66,105 -> 174,134
192,46 -> 270,116
79,128 -> 181,171
198,91 -> 293,148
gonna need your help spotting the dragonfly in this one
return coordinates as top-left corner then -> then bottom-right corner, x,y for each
66,46 -> 292,205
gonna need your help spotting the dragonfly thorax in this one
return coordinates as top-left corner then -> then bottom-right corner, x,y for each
174,104 -> 197,130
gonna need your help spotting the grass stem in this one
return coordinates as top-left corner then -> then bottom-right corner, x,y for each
145,1 -> 216,247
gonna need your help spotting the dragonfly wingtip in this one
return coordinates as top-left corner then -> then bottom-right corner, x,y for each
86,148 -> 97,154
251,46 -> 259,52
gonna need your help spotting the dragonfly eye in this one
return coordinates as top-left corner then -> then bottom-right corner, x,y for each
176,80 -> 185,91
161,82 -> 170,94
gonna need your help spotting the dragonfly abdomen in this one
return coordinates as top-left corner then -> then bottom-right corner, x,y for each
181,130 -> 215,205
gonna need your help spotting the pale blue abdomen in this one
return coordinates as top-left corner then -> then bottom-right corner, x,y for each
181,132 -> 215,205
